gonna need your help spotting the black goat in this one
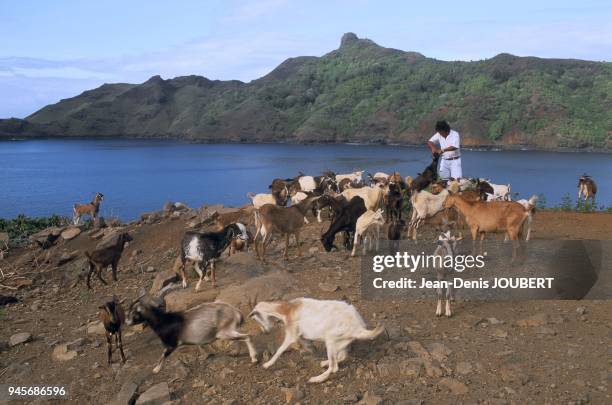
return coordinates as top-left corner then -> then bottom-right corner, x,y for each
127,293 -> 257,374
85,232 -> 133,289
385,182 -> 403,223
476,180 -> 495,201
312,194 -> 349,222
174,223 -> 248,291
99,295 -> 127,364
321,197 -> 366,252
410,153 -> 441,192
387,218 -> 406,252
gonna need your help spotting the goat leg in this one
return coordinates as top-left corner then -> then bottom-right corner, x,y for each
263,330 -> 297,369
295,231 -> 301,257
86,263 -> 95,289
117,332 -> 127,363
96,266 -> 108,285
152,346 -> 175,374
111,260 -> 119,282
216,330 -> 258,363
106,333 -> 113,364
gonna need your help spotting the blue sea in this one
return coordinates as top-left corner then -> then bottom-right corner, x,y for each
1,139 -> 610,220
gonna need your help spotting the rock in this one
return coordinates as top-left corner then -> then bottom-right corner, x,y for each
150,269 -> 180,295
500,364 -> 530,385
516,313 -> 548,327
52,344 -> 77,361
57,250 -> 79,266
318,282 -> 339,292
136,382 -> 170,405
428,342 -> 452,362
163,202 -> 175,212
376,358 -> 398,378
456,361 -> 473,375
9,332 -> 32,347
408,341 -> 443,377
145,266 -> 156,273
0,295 -> 19,306
576,306 -> 587,315
131,249 -> 142,257
141,211 -> 163,225
110,382 -> 139,405
487,317 -> 503,324
308,246 -> 319,254
281,385 -> 305,403
31,227 -> 63,249
66,338 -> 87,351
94,217 -> 107,228
61,227 -> 82,241
87,320 -> 106,336
89,229 -> 106,240
439,378 -> 469,395
216,270 -> 296,309
164,288 -> 218,312
534,326 -> 556,335
399,358 -> 423,377
492,328 -> 508,338
358,391 -> 383,405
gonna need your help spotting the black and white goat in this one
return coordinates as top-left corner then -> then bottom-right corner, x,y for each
174,223 -> 248,290
127,293 -> 257,373
98,295 -> 127,364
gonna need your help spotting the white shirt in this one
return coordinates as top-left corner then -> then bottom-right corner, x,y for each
429,129 -> 461,159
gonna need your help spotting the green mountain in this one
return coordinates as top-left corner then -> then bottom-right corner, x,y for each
1,33 -> 611,149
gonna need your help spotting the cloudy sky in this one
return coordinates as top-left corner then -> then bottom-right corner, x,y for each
1,0 -> 610,118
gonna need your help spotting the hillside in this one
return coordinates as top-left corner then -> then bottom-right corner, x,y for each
1,33 -> 611,150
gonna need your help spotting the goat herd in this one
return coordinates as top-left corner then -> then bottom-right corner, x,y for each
76,153 -> 599,384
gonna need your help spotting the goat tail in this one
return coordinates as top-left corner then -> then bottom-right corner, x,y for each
356,324 -> 385,340
246,192 -> 255,201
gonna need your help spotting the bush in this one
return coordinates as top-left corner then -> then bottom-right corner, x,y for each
0,214 -> 70,245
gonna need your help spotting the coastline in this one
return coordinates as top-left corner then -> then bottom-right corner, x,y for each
0,134 -> 610,154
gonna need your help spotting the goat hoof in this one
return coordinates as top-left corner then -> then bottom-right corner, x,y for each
262,361 -> 273,369
152,366 -> 161,374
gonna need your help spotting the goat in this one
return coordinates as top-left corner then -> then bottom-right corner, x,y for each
269,177 -> 297,203
291,191 -> 323,223
312,194 -> 349,223
255,196 -> 319,261
341,184 -> 385,211
212,205 -> 255,229
85,232 -> 132,289
99,295 -> 127,364
227,229 -> 254,256
368,172 -> 389,186
385,182 -> 403,223
513,195 -> 538,240
407,189 -> 449,240
433,231 -> 462,317
479,179 -> 511,201
73,192 -> 104,225
249,297 -> 384,383
578,174 -> 597,203
127,294 -> 257,374
338,178 -> 366,191
321,197 -> 366,252
410,153 -> 440,192
351,209 -> 385,256
443,194 -> 532,258
335,170 -> 364,184
247,192 -> 286,239
387,218 -> 405,252
174,223 -> 247,290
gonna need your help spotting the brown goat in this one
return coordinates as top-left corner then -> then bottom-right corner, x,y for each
255,196 -> 319,261
443,194 -> 532,258
212,205 -> 255,229
85,232 -> 132,289
73,192 -> 104,225
99,295 -> 127,364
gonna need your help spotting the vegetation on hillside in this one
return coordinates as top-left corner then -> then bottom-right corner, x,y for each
1,33 -> 610,149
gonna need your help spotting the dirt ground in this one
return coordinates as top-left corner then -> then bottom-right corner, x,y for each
1,208 -> 610,405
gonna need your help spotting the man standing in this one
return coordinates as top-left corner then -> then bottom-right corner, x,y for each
427,120 -> 462,180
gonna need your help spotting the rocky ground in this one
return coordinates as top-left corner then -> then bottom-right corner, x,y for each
0,205 -> 610,405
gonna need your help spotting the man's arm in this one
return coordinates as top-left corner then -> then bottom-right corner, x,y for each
427,141 -> 441,154
441,146 -> 458,152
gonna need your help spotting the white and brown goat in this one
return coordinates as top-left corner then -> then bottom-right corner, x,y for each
249,297 -> 384,383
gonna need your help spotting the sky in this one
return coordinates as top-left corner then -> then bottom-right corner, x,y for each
1,0 -> 611,118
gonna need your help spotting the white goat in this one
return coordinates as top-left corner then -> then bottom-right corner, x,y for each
341,185 -> 385,211
335,170 -> 364,184
249,298 -> 384,383
351,209 -> 385,256
511,195 -> 538,240
297,176 -> 317,192
480,179 -> 512,201
407,189 -> 450,239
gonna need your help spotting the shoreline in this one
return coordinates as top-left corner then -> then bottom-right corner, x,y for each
0,135 -> 610,154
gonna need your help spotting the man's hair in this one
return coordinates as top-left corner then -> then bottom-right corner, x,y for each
435,120 -> 451,133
